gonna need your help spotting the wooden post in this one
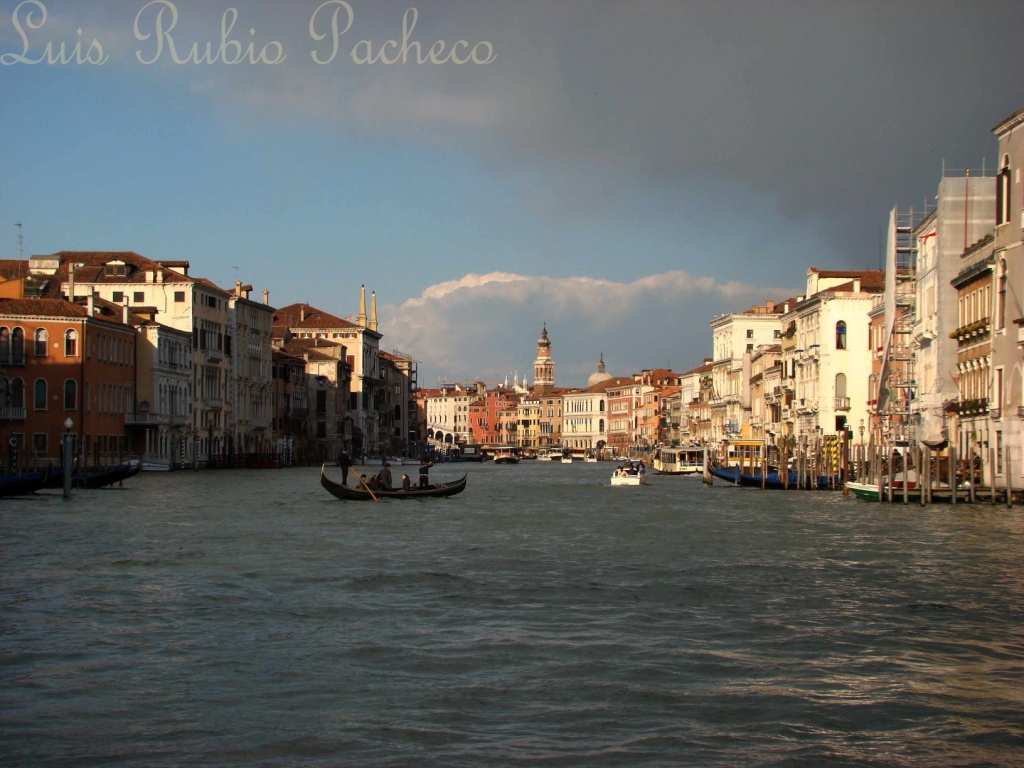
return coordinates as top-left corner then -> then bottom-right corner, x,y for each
1007,445 -> 1013,508
969,448 -> 976,503
923,447 -> 931,505
949,445 -> 957,505
877,444 -> 884,502
902,447 -> 908,505
991,447 -> 998,505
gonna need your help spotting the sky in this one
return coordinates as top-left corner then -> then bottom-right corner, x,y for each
1,0 -> 1022,388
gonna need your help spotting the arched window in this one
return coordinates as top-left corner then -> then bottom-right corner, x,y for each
835,321 -> 847,350
835,373 -> 847,399
10,378 -> 25,408
64,380 -> 77,411
599,399 -> 606,412
0,327 -> 8,365
11,327 -> 25,364
34,379 -> 47,410
65,329 -> 78,357
34,328 -> 48,356
599,418 -> 605,432
997,154 -> 1011,226
996,258 -> 1007,331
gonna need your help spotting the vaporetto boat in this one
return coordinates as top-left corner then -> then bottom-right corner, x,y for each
653,446 -> 705,475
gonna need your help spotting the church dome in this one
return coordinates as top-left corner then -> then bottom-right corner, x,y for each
587,353 -> 612,387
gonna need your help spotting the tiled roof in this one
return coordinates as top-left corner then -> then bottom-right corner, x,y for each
25,252 -> 196,298
809,267 -> 886,291
0,297 -> 86,318
274,303 -> 360,329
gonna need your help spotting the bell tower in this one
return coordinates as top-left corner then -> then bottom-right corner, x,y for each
533,323 -> 554,393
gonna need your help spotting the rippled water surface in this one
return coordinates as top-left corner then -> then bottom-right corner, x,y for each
3,461 -> 1024,767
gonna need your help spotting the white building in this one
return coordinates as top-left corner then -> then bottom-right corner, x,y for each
911,172 -> 995,444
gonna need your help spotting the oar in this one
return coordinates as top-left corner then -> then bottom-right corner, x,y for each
360,476 -> 380,502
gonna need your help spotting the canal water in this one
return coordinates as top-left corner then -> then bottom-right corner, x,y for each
2,461 -> 1023,767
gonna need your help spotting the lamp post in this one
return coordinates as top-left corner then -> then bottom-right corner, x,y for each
63,417 -> 73,499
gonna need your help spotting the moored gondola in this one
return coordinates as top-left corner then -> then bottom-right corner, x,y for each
320,465 -> 467,501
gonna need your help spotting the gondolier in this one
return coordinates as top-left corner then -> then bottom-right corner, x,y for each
337,449 -> 352,485
418,459 -> 433,489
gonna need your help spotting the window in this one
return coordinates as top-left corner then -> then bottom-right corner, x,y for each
746,329 -> 754,339
774,329 -> 782,339
111,291 -> 124,303
34,379 -> 47,410
64,380 -> 77,410
174,291 -> 186,303
994,367 -> 1003,415
104,263 -> 127,277
746,344 -> 753,353
0,326 -> 7,364
11,327 -> 24,364
835,372 -> 847,398
996,258 -> 1007,331
835,321 -> 847,350
133,291 -> 144,303
996,154 -> 1011,226
10,378 -> 24,408
32,433 -> 47,454
33,328 -> 48,356
65,329 -> 78,356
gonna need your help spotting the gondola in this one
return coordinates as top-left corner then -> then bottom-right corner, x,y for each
44,461 -> 142,490
709,463 -> 840,490
0,466 -> 51,497
320,465 -> 467,501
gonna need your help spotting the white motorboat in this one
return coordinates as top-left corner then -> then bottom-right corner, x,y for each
611,460 -> 648,486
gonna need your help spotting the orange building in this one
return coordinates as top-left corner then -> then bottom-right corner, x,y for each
1,297 -> 136,471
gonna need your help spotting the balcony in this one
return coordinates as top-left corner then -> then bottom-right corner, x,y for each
249,418 -> 271,430
0,407 -> 27,420
125,412 -> 163,426
168,413 -> 189,426
834,397 -> 851,412
203,348 -> 223,363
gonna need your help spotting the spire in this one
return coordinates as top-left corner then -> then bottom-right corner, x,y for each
369,290 -> 378,332
533,323 -> 554,392
598,351 -> 606,373
357,284 -> 367,327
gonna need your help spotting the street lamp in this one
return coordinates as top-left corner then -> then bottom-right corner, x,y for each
63,417 -> 73,499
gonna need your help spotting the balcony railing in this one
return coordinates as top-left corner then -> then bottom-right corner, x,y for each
834,397 -> 851,412
125,412 -> 163,426
0,407 -> 27,420
249,418 -> 270,430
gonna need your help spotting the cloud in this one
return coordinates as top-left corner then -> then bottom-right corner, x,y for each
380,269 -> 796,386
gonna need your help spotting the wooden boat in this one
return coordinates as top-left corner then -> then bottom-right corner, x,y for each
611,460 -> 648,486
492,448 -> 520,465
654,446 -> 704,475
0,467 -> 51,497
320,465 -> 467,501
710,464 -> 841,490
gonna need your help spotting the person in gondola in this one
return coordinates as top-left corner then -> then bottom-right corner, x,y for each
357,473 -> 368,490
402,473 -> 411,491
380,462 -> 393,490
338,449 -> 352,485
418,459 -> 434,489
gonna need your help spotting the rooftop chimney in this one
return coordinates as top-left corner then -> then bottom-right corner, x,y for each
369,291 -> 377,332
263,289 -> 269,305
